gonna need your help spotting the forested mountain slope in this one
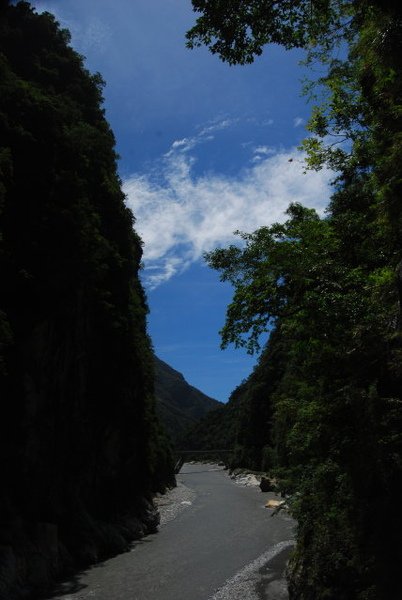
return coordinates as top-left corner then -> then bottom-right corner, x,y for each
0,3 -> 174,598
181,328 -> 286,467
188,1 -> 402,598
154,356 -> 221,444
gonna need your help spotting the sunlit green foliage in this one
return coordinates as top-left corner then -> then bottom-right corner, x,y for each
189,0 -> 402,597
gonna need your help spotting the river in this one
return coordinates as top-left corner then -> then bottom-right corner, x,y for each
47,464 -> 295,600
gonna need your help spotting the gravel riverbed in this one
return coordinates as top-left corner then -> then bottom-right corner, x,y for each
154,464 -> 294,600
154,481 -> 197,526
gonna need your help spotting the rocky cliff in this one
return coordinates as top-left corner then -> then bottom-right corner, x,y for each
0,4 -> 174,598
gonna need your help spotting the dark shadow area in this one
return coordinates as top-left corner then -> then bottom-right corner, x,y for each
255,546 -> 294,600
36,536 -> 158,599
36,573 -> 88,600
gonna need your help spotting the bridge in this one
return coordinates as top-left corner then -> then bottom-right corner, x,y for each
174,449 -> 234,474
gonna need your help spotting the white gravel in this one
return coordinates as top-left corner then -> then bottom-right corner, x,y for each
230,472 -> 261,487
154,482 -> 196,526
208,541 -> 295,600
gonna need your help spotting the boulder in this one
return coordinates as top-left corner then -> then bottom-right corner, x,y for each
259,477 -> 274,492
265,499 -> 285,509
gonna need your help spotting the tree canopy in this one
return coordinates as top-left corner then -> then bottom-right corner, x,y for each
189,0 -> 402,598
186,0 -> 349,64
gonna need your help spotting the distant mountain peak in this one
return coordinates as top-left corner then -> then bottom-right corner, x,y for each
154,355 -> 221,444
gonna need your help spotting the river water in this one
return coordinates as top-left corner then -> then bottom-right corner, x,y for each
47,464 -> 295,600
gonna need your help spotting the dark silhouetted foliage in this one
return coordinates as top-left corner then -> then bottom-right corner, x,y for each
0,3 -> 174,598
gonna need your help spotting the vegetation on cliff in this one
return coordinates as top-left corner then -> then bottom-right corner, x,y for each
180,337 -> 283,466
154,355 -> 221,445
0,2 -> 174,597
188,0 -> 402,598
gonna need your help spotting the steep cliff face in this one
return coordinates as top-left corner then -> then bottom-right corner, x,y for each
0,3 -> 174,598
154,356 -> 221,444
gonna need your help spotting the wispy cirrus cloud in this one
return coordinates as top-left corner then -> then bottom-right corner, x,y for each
164,117 -> 237,157
34,2 -> 112,56
294,117 -> 305,127
251,145 -> 276,163
123,136 -> 334,289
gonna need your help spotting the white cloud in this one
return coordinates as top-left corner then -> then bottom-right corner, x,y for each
254,146 -> 275,155
164,118 -> 235,158
34,2 -> 112,57
252,145 -> 276,162
124,142 -> 334,288
198,118 -> 239,136
294,117 -> 305,127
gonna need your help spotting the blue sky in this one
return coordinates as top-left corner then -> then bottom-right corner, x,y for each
33,0 -> 333,402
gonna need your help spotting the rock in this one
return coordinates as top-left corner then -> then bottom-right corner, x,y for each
35,523 -> 59,559
118,517 -> 144,540
259,477 -> 274,492
141,499 -> 160,534
231,472 -> 260,487
0,546 -> 17,600
265,499 -> 285,509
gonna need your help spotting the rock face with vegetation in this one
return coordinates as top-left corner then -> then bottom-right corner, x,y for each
154,355 -> 221,444
0,3 -> 174,598
181,330 -> 284,469
188,1 -> 402,598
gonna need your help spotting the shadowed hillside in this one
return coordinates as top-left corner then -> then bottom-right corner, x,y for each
179,330 -> 284,466
154,356 -> 221,444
